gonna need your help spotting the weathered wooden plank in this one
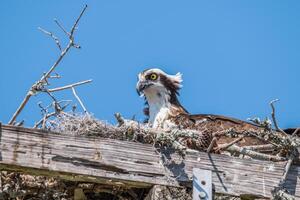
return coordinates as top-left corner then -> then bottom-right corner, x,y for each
1,125 -> 175,188
0,125 -> 299,199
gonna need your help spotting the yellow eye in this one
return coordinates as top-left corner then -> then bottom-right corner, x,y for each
150,73 -> 158,80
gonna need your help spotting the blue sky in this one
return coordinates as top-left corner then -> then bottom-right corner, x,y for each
0,1 -> 299,128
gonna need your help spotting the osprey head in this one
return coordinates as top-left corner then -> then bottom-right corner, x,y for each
136,68 -> 186,127
136,68 -> 183,97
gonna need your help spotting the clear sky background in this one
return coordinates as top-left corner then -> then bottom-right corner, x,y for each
0,1 -> 299,128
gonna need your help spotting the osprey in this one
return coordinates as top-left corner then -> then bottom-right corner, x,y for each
136,68 -> 266,150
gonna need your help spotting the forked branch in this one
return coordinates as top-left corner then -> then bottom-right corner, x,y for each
48,79 -> 92,93
9,5 -> 88,125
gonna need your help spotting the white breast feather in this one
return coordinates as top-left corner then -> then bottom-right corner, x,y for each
144,86 -> 176,129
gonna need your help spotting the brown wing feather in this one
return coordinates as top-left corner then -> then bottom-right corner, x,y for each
189,114 -> 261,133
171,113 -> 268,150
189,114 -> 266,146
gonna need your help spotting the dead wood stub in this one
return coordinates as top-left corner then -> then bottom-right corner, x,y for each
0,124 -> 299,199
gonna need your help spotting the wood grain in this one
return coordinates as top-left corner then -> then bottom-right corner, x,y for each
0,124 -> 298,199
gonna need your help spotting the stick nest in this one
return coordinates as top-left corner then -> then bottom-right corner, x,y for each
49,113 -> 156,144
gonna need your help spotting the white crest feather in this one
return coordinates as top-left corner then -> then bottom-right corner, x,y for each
166,72 -> 183,88
144,68 -> 183,88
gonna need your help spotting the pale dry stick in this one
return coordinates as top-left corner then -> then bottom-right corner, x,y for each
15,120 -> 24,127
71,87 -> 87,113
54,18 -> 70,36
8,5 -> 88,125
39,4 -> 87,82
291,127 -> 300,137
114,113 -> 125,126
243,144 -> 275,152
270,99 -> 289,136
45,90 -> 59,104
48,73 -> 61,79
34,100 -> 71,128
34,112 -> 56,128
226,145 -> 286,162
38,27 -> 62,50
172,140 -> 187,151
69,5 -> 87,37
48,79 -> 92,92
41,113 -> 47,129
9,94 -> 32,125
171,129 -> 200,140
217,135 -> 245,151
207,137 -> 217,153
39,100 -> 71,113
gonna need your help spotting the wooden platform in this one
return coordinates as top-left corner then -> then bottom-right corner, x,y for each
0,124 -> 299,199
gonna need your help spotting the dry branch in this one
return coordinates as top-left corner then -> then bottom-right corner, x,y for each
72,87 -> 88,113
114,113 -> 125,126
38,27 -> 62,50
48,79 -> 92,92
225,145 -> 286,161
217,135 -> 245,151
54,18 -> 69,36
33,112 -> 56,129
243,144 -> 275,152
8,5 -> 88,125
292,128 -> 300,137
207,137 -> 217,153
270,99 -> 289,136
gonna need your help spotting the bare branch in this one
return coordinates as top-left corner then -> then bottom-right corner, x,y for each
34,100 -> 71,128
34,112 -> 56,129
54,18 -> 70,36
44,90 -> 58,103
48,79 -> 92,92
41,112 -> 47,129
292,127 -> 300,137
8,5 -> 88,125
40,5 -> 88,83
73,43 -> 81,49
49,73 -> 61,79
270,99 -> 288,136
38,27 -> 62,50
9,92 -> 32,125
70,4 -> 88,38
15,120 -> 24,127
72,87 -> 87,113
39,40 -> 73,86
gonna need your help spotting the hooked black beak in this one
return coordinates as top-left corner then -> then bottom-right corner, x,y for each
136,81 -> 153,96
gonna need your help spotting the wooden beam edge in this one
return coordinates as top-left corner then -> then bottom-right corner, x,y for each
0,162 -> 171,189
